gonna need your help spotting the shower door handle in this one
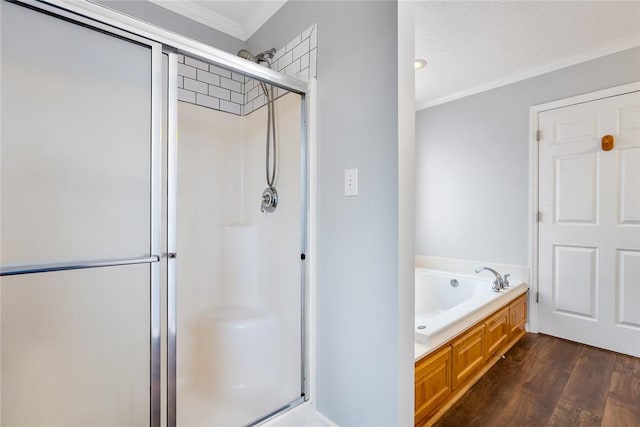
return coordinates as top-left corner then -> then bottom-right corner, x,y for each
0,255 -> 160,276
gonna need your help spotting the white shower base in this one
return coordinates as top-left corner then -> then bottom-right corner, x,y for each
196,306 -> 278,394
179,306 -> 296,426
178,383 -> 294,426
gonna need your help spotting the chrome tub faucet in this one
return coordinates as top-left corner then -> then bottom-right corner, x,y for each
475,267 -> 507,292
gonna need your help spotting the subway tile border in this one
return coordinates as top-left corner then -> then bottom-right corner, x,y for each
177,24 -> 317,117
245,24 -> 317,115
177,54 -> 245,115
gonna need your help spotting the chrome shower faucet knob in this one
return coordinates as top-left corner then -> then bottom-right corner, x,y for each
261,186 -> 278,213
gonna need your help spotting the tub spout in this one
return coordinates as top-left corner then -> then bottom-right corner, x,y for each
475,267 -> 504,292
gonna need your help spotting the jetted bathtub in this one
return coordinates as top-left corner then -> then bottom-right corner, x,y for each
414,268 -> 528,359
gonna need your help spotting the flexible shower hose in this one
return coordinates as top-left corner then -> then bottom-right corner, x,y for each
260,82 -> 277,188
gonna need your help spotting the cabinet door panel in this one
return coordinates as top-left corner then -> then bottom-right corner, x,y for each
452,323 -> 486,389
415,346 -> 452,424
510,294 -> 527,339
486,306 -> 509,358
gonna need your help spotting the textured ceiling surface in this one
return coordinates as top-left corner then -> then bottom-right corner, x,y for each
415,1 -> 640,108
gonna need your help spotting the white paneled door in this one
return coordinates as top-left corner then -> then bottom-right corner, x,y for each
538,90 -> 640,357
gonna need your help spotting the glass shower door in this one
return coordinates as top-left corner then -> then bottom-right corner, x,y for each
0,2 -> 161,425
171,56 -> 306,426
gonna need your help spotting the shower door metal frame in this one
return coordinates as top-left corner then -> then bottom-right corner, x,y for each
166,51 -> 179,427
1,1 -> 164,425
4,1 -> 312,425
56,2 -> 307,94
164,56 -> 311,427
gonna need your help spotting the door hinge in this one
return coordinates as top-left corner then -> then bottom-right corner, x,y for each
536,291 -> 540,303
536,130 -> 541,141
536,211 -> 542,222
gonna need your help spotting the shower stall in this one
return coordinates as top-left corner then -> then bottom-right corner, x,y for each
0,1 -> 310,426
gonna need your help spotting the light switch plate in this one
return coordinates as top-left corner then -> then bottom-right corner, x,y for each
344,168 -> 358,196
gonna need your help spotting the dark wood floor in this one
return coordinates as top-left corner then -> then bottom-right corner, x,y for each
433,333 -> 640,427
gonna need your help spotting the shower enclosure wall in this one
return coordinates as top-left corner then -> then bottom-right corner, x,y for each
176,77 -> 303,426
0,1 -> 310,426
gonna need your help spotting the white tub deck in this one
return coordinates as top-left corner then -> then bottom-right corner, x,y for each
414,268 -> 528,361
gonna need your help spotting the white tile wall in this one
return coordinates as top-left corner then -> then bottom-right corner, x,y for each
220,76 -> 242,93
178,88 -> 195,103
292,39 -> 309,61
197,69 -> 220,85
300,52 -> 310,70
196,93 -> 220,110
178,63 -> 196,79
176,24 -> 317,117
177,61 -> 244,116
209,85 -> 231,101
286,34 -> 302,52
184,56 -> 208,71
277,51 -> 293,72
230,91 -> 244,105
183,78 -> 208,94
285,60 -> 301,77
220,99 -> 241,115
244,24 -> 317,114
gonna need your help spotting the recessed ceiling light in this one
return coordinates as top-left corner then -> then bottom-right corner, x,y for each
414,59 -> 427,70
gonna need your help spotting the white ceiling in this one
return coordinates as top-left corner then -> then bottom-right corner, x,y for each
415,1 -> 640,109
149,1 -> 640,109
147,0 -> 286,41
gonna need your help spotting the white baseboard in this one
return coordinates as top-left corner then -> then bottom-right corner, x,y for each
315,411 -> 339,427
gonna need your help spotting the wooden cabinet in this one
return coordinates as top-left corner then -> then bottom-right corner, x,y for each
451,323 -> 486,390
415,346 -> 452,424
415,291 -> 528,426
485,306 -> 509,359
509,294 -> 527,340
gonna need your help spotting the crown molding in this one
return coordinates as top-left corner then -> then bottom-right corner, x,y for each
416,36 -> 640,111
147,0 -> 286,41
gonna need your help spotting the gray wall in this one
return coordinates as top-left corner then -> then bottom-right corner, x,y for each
95,0 -> 245,54
415,47 -> 640,266
248,2 -> 402,425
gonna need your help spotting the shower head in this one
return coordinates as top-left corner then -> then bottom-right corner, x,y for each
237,48 -> 276,68
237,49 -> 256,62
256,48 -> 276,63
